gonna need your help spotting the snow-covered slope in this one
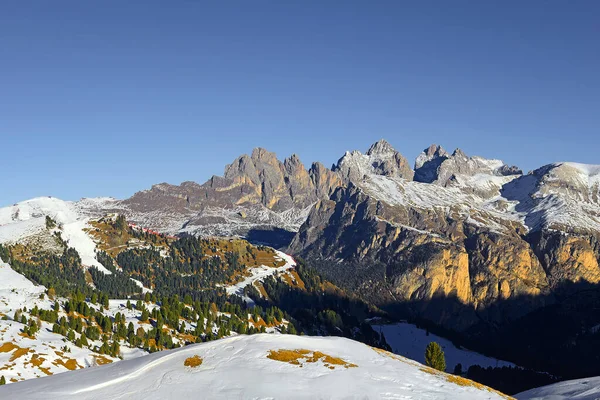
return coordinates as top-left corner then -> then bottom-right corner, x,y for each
516,376 -> 600,399
0,334 -> 511,400
340,153 -> 600,235
373,322 -> 515,372
0,260 -> 135,382
0,197 -> 109,272
223,251 -> 296,305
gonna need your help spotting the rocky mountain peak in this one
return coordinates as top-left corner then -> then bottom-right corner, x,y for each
251,147 -> 278,163
366,139 -> 396,156
452,148 -> 467,159
425,143 -> 448,158
414,145 -> 449,183
309,161 -> 343,199
284,154 -> 304,173
414,145 -> 521,189
334,140 -> 414,183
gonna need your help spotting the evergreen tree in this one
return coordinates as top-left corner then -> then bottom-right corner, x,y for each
0,375 -> 5,385
453,363 -> 463,375
425,342 -> 446,372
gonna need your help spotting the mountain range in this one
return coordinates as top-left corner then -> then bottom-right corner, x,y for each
34,139 -> 597,331
1,139 -> 600,381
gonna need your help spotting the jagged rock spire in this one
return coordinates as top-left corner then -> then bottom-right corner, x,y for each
334,140 -> 414,183
366,139 -> 396,156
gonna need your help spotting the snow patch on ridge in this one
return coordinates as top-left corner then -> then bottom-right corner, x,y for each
224,251 -> 296,304
0,197 -> 110,273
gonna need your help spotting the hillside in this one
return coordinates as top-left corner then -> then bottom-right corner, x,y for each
0,334 -> 511,400
516,376 -> 600,399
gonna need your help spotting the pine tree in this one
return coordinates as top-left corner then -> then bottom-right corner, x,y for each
453,363 -> 463,375
0,375 -> 5,385
425,342 -> 446,372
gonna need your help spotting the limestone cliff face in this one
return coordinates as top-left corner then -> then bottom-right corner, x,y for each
289,142 -> 600,332
222,148 -> 317,211
529,230 -> 600,287
288,184 -> 555,330
309,162 -> 343,200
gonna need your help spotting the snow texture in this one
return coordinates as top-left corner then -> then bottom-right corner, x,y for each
0,334 -> 508,400
223,251 -> 296,305
0,197 -> 110,273
0,260 -> 127,382
373,322 -> 514,372
516,376 -> 600,400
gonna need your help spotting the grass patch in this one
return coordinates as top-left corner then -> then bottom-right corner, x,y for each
93,355 -> 113,366
9,347 -> 30,362
184,355 -> 203,368
267,349 -> 357,369
0,342 -> 19,353
419,366 -> 514,399
52,358 -> 80,371
18,332 -> 36,340
28,354 -> 45,367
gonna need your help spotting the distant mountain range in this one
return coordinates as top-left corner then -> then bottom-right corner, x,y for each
2,139 -> 600,379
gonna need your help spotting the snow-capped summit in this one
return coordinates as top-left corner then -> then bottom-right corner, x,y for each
333,140 -> 414,183
413,144 -> 450,183
366,138 -> 397,156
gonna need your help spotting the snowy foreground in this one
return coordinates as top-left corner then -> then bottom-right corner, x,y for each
0,261 -> 145,382
0,334 -> 510,400
516,376 -> 600,400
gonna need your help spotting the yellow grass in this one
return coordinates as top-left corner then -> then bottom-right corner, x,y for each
177,333 -> 197,344
93,355 -> 113,365
184,355 -> 203,368
0,362 -> 15,371
28,354 -> 45,367
0,342 -> 19,353
266,349 -> 357,369
287,270 -> 306,290
254,282 -> 270,299
18,332 -> 36,340
9,347 -> 30,362
370,346 -> 512,399
52,358 -> 80,371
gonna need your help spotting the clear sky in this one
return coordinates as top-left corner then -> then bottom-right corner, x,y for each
1,1 -> 599,206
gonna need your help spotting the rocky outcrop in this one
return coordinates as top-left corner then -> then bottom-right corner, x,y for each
529,230 -> 600,287
309,162 -> 342,200
414,145 -> 522,199
288,182 -> 556,330
118,149 -> 343,242
289,141 -> 600,332
414,144 -> 449,183
333,139 -> 414,183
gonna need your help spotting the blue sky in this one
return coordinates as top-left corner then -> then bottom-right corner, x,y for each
1,1 -> 598,206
